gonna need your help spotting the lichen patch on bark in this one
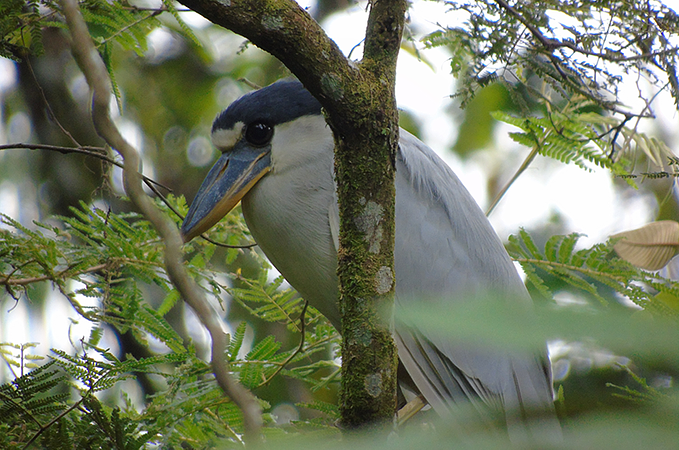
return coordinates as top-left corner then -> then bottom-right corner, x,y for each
375,266 -> 393,294
364,373 -> 383,398
354,199 -> 384,254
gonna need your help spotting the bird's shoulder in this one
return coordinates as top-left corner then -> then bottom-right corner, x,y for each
394,129 -> 526,297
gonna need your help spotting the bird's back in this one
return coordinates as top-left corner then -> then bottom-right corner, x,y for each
393,130 -> 560,441
394,130 -> 528,299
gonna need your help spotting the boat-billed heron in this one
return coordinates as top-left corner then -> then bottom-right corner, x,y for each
181,80 -> 560,441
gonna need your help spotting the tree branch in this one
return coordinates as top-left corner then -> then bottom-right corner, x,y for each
1,263 -> 109,287
59,0 -> 262,443
495,0 -> 678,63
178,0 -> 353,108
178,0 -> 405,428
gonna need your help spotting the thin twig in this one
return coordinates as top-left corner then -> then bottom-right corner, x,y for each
21,393 -> 89,450
1,142 -> 255,249
0,390 -> 44,428
122,5 -> 191,12
237,78 -> 262,90
0,143 -> 170,191
24,59 -> 81,147
494,0 -> 678,63
200,234 -> 257,249
486,142 -> 541,217
514,257 -> 627,283
0,263 -> 109,287
99,10 -> 163,47
256,300 -> 309,388
396,395 -> 426,427
1,259 -> 37,286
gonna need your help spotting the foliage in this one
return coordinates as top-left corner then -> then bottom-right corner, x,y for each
1,0 -> 678,448
0,0 -> 200,112
0,0 -> 200,61
1,199 -> 340,448
425,0 -> 679,108
2,198 -> 678,447
507,229 -> 679,319
0,0 -> 47,60
423,0 -> 678,182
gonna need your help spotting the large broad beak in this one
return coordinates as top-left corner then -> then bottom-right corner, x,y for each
181,143 -> 271,242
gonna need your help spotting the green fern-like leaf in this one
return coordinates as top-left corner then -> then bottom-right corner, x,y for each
228,321 -> 247,362
239,335 -> 282,388
297,399 -> 339,419
229,275 -> 306,328
161,0 -> 201,47
508,229 -> 679,317
0,360 -> 68,426
492,105 -> 635,183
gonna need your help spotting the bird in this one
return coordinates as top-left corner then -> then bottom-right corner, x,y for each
181,79 -> 561,442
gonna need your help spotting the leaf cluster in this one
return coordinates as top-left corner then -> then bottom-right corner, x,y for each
1,343 -> 47,378
426,0 -> 679,108
0,0 -> 201,109
507,229 -> 679,319
0,0 -> 48,60
1,195 -> 342,448
423,0 -> 678,178
0,360 -> 68,448
491,100 -> 635,175
2,0 -> 205,58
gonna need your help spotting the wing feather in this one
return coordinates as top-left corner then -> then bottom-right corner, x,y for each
394,130 -> 561,440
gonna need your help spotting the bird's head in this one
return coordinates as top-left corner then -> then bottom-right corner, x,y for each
181,80 -> 322,242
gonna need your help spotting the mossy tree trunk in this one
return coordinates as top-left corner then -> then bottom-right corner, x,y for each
332,1 -> 404,427
178,0 -> 406,428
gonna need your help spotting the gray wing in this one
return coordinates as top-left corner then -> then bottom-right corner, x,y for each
392,130 -> 560,441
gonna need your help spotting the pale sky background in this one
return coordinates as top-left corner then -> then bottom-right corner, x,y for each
1,0 -> 678,387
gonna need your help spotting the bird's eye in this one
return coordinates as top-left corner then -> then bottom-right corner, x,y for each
244,122 -> 273,146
